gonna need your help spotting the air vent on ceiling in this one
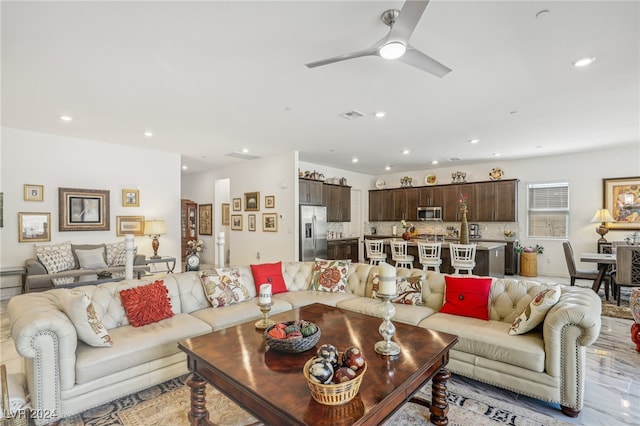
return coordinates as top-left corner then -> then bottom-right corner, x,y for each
448,157 -> 462,162
339,110 -> 366,120
225,151 -> 260,160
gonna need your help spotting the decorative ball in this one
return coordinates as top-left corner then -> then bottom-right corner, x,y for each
308,357 -> 334,384
333,366 -> 357,384
342,346 -> 365,372
317,344 -> 339,368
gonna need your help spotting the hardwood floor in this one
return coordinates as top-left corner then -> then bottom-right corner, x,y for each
1,275 -> 638,425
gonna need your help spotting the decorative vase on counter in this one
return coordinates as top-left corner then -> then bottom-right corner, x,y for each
402,232 -> 412,241
459,210 -> 469,244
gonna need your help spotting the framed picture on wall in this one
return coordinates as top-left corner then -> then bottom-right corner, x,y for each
19,212 -> 51,242
262,213 -> 277,232
221,203 -> 230,225
244,192 -> 259,211
122,189 -> 140,207
248,214 -> 256,231
604,176 -> 640,230
199,204 -> 213,235
59,187 -> 110,231
24,184 -> 44,201
231,214 -> 243,231
116,215 -> 145,236
265,195 -> 275,208
232,198 -> 241,211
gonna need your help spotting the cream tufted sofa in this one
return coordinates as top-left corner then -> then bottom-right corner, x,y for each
7,261 -> 601,424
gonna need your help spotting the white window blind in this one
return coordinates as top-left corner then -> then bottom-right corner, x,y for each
527,182 -> 569,238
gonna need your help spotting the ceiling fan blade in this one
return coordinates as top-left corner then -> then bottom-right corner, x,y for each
305,46 -> 379,69
387,0 -> 430,43
397,46 -> 451,77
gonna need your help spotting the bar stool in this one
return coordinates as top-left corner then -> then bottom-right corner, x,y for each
390,240 -> 414,269
417,242 -> 442,272
450,243 -> 476,274
364,239 -> 387,265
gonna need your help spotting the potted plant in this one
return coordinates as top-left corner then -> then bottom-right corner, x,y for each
515,244 -> 544,277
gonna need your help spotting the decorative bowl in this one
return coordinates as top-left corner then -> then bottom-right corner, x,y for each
264,321 -> 321,353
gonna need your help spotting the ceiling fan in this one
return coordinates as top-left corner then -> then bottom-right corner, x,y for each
305,0 -> 451,78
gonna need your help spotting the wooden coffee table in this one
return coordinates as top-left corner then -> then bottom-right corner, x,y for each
178,303 -> 458,426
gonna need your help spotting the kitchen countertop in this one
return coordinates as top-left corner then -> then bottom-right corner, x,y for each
327,237 -> 359,242
365,234 -> 516,243
370,238 -> 505,251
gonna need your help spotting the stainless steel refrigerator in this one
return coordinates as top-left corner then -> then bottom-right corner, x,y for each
299,205 -> 327,261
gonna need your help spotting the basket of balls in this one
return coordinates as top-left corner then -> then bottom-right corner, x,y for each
264,320 -> 321,353
303,344 -> 367,405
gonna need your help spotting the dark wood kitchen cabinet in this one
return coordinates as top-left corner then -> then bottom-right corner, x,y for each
299,178 -> 323,205
369,190 -> 394,221
392,188 -> 418,221
473,180 -> 518,222
418,186 -> 442,207
327,238 -> 359,263
441,184 -> 470,221
324,183 -> 351,222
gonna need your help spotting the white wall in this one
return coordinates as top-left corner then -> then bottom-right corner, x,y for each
371,143 -> 640,276
0,128 -> 182,268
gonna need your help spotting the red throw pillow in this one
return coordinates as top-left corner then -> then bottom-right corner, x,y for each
120,280 -> 174,327
250,262 -> 287,294
439,276 -> 492,320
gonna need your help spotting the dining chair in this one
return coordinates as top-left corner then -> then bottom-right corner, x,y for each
611,245 -> 640,306
562,240 -> 602,289
449,243 -> 476,275
364,239 -> 387,265
417,241 -> 442,272
390,240 -> 414,269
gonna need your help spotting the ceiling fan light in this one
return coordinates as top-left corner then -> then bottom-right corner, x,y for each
380,42 -> 406,60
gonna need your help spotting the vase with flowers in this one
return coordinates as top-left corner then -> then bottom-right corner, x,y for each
400,220 -> 415,241
459,193 -> 469,244
186,239 -> 205,256
515,244 -> 544,277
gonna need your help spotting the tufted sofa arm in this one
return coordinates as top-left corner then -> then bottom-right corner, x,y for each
8,292 -> 81,420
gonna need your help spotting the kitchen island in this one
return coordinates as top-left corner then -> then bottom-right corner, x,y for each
365,236 -> 506,277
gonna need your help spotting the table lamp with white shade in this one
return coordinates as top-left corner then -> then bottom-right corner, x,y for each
144,219 -> 166,258
590,209 -> 615,242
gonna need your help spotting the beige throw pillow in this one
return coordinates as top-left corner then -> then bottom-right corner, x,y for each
58,290 -> 113,347
200,269 -> 251,308
509,287 -> 561,335
75,248 -> 108,269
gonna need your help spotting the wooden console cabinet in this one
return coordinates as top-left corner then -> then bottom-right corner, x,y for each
181,199 -> 197,261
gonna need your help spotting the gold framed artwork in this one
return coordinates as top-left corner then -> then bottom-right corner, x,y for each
19,212 -> 51,242
116,215 -> 145,236
24,184 -> 44,201
231,214 -> 243,231
244,192 -> 259,211
221,203 -> 230,225
604,176 -> 640,230
122,189 -> 139,207
262,213 -> 277,232
265,195 -> 275,208
248,214 -> 256,231
199,204 -> 213,235
232,198 -> 241,211
59,187 -> 110,231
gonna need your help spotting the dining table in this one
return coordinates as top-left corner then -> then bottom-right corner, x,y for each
579,252 -> 617,295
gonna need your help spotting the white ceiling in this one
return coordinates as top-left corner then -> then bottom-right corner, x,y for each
2,1 -> 639,175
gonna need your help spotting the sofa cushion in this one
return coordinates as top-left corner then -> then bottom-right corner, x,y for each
392,276 -> 423,305
509,287 -> 561,335
71,244 -> 106,269
36,241 -> 75,273
336,297 -> 437,326
310,259 -> 349,293
440,276 -> 492,320
190,298 -> 292,330
75,247 -> 108,269
199,269 -> 251,308
74,313 -> 211,385
250,262 -> 287,294
58,289 -> 112,347
274,290 -> 358,309
119,280 -> 174,327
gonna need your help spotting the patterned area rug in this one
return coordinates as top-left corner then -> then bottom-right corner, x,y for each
601,300 -> 633,320
59,374 -> 571,426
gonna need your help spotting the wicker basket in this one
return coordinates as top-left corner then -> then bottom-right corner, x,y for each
264,321 -> 321,353
303,357 -> 367,405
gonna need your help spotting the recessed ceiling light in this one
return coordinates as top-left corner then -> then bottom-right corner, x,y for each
402,149 -> 410,155
431,160 -> 439,165
493,152 -> 502,157
351,158 -> 359,163
375,111 -> 386,118
182,165 -> 188,170
380,42 -> 406,60
143,131 -> 153,137
242,148 -> 249,153
573,57 -> 596,67
469,139 -> 480,144
60,115 -> 72,122
385,165 -> 391,171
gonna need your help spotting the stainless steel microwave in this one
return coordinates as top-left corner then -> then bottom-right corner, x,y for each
417,206 -> 442,221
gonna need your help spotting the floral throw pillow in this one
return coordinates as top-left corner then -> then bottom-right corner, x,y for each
58,290 -> 113,347
200,270 -> 251,308
392,276 -> 423,305
509,287 -> 561,335
309,259 -> 349,293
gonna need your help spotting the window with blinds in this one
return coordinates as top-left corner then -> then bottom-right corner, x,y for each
527,182 -> 569,238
